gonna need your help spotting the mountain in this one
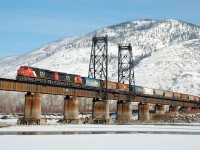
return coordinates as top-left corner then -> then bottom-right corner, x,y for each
0,19 -> 200,96
135,39 -> 200,95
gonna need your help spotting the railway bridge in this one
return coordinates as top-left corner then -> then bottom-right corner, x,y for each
1,36 -> 199,125
0,78 -> 199,124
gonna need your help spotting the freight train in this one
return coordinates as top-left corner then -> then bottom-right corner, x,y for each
16,66 -> 200,102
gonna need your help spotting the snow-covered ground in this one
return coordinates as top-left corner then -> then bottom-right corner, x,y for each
0,124 -> 200,150
0,113 -> 138,126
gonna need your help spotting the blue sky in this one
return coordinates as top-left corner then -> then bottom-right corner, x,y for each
0,0 -> 200,57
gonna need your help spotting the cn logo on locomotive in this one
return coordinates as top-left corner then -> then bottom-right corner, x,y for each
40,71 -> 45,77
66,76 -> 70,81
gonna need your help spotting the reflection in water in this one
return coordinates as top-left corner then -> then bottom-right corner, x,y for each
63,132 -> 79,135
0,131 -> 200,135
23,132 -> 41,135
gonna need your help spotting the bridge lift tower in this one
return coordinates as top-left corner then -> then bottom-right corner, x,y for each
88,36 -> 108,100
88,36 -> 109,123
118,43 -> 136,101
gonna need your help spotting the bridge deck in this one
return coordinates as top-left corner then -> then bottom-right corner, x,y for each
0,78 -> 199,107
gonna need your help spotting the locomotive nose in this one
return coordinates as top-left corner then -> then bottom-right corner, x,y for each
17,69 -> 24,75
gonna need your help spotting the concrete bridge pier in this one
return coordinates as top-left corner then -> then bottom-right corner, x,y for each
31,93 -> 41,119
181,106 -> 191,114
64,95 -> 80,124
154,104 -> 165,115
117,101 -> 132,123
138,102 -> 150,121
18,92 -> 45,125
169,105 -> 179,114
92,98 -> 109,124
24,92 -> 33,118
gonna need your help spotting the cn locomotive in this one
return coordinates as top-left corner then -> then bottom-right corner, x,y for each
16,66 -> 105,89
17,66 -> 82,85
16,66 -> 200,101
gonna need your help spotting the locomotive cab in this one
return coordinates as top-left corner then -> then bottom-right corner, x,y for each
17,66 -> 35,77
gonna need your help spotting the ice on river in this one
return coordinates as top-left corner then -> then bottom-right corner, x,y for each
0,124 -> 200,150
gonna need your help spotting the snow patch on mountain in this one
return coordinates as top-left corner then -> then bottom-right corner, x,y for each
135,39 -> 200,95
